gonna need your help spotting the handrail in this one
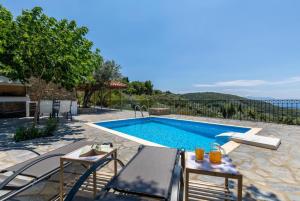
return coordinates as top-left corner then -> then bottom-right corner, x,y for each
134,105 -> 149,118
141,105 -> 148,116
134,105 -> 144,118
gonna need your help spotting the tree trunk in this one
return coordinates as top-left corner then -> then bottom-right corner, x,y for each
83,89 -> 94,108
33,78 -> 49,125
34,98 -> 41,125
99,89 -> 108,108
33,78 -> 43,125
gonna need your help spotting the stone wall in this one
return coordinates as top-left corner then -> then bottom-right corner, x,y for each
0,102 -> 26,118
0,85 -> 26,96
28,78 -> 76,101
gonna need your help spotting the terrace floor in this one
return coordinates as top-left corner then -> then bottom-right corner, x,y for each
0,110 -> 300,201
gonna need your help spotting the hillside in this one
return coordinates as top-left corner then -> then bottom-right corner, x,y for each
180,92 -> 248,100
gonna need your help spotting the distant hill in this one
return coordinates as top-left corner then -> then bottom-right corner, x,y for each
181,92 -> 248,100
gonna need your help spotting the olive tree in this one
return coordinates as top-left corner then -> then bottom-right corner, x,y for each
0,6 -> 98,123
82,60 -> 121,107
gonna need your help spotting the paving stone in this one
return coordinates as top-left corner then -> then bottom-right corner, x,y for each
256,169 -> 269,177
0,111 -> 300,201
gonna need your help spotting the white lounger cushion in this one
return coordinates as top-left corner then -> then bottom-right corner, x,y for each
217,132 -> 281,150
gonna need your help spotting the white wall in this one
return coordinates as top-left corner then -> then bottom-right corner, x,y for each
39,100 -> 77,116
0,98 -> 77,117
0,96 -> 30,102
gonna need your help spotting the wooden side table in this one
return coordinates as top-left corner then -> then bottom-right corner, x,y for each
185,152 -> 243,201
59,146 -> 117,201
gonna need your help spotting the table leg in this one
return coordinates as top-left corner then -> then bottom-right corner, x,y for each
237,176 -> 243,201
60,159 -> 64,201
185,170 -> 189,201
93,171 -> 97,199
225,177 -> 229,201
114,151 -> 117,176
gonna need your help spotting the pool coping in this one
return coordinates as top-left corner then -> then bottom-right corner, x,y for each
86,116 -> 262,153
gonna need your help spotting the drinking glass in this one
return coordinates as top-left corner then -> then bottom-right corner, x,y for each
195,147 -> 204,161
209,143 -> 223,164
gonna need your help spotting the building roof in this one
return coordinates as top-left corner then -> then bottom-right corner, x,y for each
0,76 -> 24,86
107,81 -> 127,89
77,80 -> 127,91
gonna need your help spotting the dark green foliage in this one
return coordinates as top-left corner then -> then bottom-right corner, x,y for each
122,77 -> 129,83
221,103 -> 236,118
82,59 -> 120,108
1,6 -> 97,87
0,5 -> 99,123
14,118 -> 58,142
14,125 -> 41,142
181,92 -> 246,100
144,80 -> 153,95
108,92 -> 300,125
44,118 -> 58,135
246,109 -> 256,120
124,80 -> 154,95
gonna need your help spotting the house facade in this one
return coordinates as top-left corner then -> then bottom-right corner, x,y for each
0,76 -> 77,118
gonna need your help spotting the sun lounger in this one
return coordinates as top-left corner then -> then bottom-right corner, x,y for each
217,132 -> 281,150
0,140 -> 93,200
65,146 -> 183,201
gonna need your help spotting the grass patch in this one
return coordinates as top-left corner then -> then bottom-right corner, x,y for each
14,118 -> 58,142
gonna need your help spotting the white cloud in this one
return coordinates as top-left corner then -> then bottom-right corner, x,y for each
194,76 -> 300,88
194,80 -> 266,87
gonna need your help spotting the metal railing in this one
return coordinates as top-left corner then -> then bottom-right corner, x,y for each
106,98 -> 300,125
134,105 -> 144,118
134,105 -> 148,118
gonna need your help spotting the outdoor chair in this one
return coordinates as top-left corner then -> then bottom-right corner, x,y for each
64,146 -> 184,201
0,140 -> 93,200
51,99 -> 60,118
66,101 -> 73,121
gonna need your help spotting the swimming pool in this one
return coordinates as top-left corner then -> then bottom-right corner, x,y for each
93,117 -> 252,152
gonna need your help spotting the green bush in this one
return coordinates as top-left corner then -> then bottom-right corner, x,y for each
44,118 -> 58,135
14,125 -> 41,142
14,118 -> 58,142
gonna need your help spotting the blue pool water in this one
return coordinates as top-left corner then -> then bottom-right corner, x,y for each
96,117 -> 250,152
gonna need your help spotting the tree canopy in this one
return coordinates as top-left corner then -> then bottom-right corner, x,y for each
0,5 -> 14,72
82,59 -> 121,107
0,6 -> 101,123
124,80 -> 154,95
0,6 -> 98,89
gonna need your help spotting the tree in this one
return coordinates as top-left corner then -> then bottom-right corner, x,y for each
82,60 -> 121,107
144,80 -> 153,95
221,103 -> 236,118
0,6 -> 97,123
0,5 -> 15,72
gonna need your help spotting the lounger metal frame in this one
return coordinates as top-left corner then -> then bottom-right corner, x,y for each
64,146 -> 184,201
0,141 -> 94,201
0,153 -> 73,201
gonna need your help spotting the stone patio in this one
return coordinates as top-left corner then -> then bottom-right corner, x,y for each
0,109 -> 300,201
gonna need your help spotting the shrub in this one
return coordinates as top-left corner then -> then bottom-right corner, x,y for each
14,125 -> 41,142
44,118 -> 58,136
14,118 -> 58,142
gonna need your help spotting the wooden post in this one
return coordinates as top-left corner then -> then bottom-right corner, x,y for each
60,159 -> 64,201
114,150 -> 117,176
237,176 -> 243,201
119,89 -> 122,111
93,170 -> 97,199
109,89 -> 112,108
185,169 -> 189,201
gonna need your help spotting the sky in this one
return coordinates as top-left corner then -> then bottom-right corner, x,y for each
2,0 -> 300,98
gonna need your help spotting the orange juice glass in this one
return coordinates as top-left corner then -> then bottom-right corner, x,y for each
209,150 -> 222,164
195,148 -> 204,161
